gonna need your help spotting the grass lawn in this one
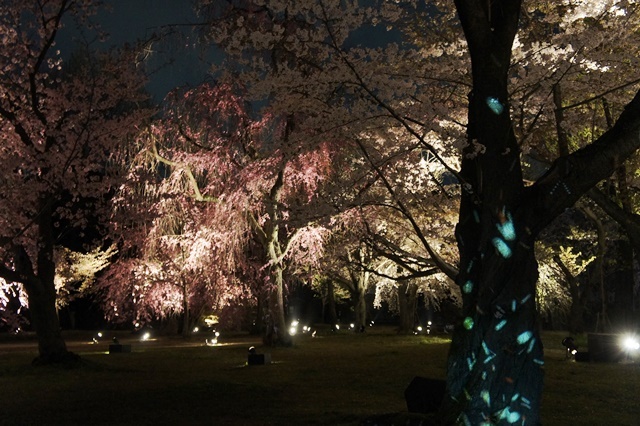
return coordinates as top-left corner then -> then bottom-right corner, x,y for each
0,328 -> 639,425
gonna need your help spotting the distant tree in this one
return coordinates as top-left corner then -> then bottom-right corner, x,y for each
104,82 -> 335,343
193,0 -> 463,317
54,245 -> 116,310
0,0 -> 149,364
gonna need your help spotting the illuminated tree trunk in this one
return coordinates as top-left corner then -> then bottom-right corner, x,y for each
553,254 -> 588,334
447,0 -> 640,423
181,277 -> 191,337
259,169 -> 291,346
266,236 -> 290,346
397,281 -> 418,334
353,279 -> 367,330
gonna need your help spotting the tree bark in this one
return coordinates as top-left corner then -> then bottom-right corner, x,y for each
326,279 -> 339,328
397,281 -> 418,334
583,207 -> 609,332
18,202 -> 76,365
263,234 -> 291,346
553,254 -> 586,334
354,279 -> 367,330
448,0 -> 640,423
181,278 -> 191,337
346,248 -> 370,331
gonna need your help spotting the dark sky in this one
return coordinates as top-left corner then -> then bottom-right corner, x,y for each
60,0 -> 215,101
58,1 -> 399,102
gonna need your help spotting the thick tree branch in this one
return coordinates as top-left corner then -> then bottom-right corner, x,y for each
353,137 -> 458,280
149,138 -> 215,202
527,89 -> 640,234
30,0 -> 70,126
587,187 -> 640,251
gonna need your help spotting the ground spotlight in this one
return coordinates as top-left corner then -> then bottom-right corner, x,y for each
289,320 -> 300,336
141,331 -> 151,341
91,332 -> 104,344
205,331 -> 220,346
621,334 -> 640,353
562,336 -> 578,359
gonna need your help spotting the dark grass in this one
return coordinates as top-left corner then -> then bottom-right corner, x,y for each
0,328 -> 638,425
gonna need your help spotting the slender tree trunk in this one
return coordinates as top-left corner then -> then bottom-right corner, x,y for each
326,279 -> 339,328
253,289 -> 265,335
583,207 -> 609,332
397,281 -> 418,334
264,234 -> 291,346
181,278 -> 191,337
354,282 -> 366,330
553,255 -> 585,334
349,269 -> 369,331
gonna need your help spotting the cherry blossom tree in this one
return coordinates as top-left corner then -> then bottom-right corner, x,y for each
0,0 -> 148,364
54,245 -> 116,309
192,0 -> 640,422
99,84 -> 256,333
103,82 -> 335,343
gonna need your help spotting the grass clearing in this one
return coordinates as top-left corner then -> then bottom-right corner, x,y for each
0,328 -> 638,425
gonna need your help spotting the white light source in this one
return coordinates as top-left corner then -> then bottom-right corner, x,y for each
622,335 -> 640,352
193,327 -> 199,333
289,320 -> 300,336
141,332 -> 151,341
562,336 -> 578,359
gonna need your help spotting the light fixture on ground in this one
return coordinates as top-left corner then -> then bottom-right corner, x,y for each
289,320 -> 300,336
562,336 -> 578,359
621,334 -> 640,360
205,331 -> 220,346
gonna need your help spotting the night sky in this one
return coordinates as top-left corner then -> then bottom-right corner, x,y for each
60,0 -> 215,101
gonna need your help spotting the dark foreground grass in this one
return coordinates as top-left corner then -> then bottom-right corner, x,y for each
0,328 -> 638,425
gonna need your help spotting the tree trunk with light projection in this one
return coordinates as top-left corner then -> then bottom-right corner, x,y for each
447,0 -> 640,423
